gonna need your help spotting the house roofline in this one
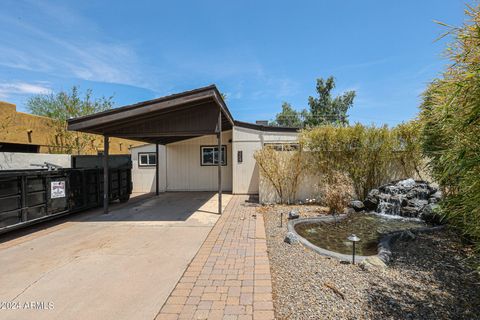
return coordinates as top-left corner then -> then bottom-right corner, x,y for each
234,120 -> 299,132
68,84 -> 234,126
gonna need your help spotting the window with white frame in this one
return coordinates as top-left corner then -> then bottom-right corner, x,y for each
138,152 -> 157,167
201,145 -> 227,166
263,143 -> 299,151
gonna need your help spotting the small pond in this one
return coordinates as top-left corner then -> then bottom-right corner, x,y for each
294,213 -> 427,256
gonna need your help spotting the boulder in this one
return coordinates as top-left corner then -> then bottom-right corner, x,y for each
359,256 -> 387,271
411,186 -> 430,200
406,199 -> 428,209
363,179 -> 441,219
406,190 -> 416,199
431,190 -> 442,201
363,196 -> 379,211
284,232 -> 298,244
428,185 -> 439,195
288,210 -> 300,220
368,189 -> 380,197
398,230 -> 416,241
344,207 -> 356,215
400,206 -> 418,218
350,200 -> 365,212
421,203 -> 443,224
397,178 -> 416,188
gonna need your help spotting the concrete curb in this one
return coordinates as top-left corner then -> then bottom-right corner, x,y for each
287,214 -> 445,264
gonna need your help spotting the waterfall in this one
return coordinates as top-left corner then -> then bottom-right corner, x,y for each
364,179 -> 439,218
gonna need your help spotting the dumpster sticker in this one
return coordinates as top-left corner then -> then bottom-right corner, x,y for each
51,181 -> 66,199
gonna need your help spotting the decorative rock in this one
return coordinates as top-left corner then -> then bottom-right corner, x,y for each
400,206 -> 418,217
421,203 -> 443,224
359,256 -> 387,271
405,199 -> 428,213
431,190 -> 442,201
284,232 -> 298,244
343,207 -> 356,215
411,186 -> 430,199
368,189 -> 380,197
288,210 -> 300,220
350,200 -> 365,212
428,185 -> 439,195
365,179 -> 442,221
397,178 -> 416,188
399,230 -> 416,241
363,197 -> 378,211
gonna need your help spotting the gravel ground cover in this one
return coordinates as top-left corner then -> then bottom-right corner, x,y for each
261,205 -> 480,320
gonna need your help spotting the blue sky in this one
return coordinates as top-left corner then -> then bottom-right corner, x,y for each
0,1 -> 467,125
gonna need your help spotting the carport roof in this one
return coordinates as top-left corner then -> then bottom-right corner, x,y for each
67,84 -> 298,144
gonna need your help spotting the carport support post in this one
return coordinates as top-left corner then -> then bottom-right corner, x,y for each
217,111 -> 222,214
155,142 -> 159,196
103,135 -> 109,214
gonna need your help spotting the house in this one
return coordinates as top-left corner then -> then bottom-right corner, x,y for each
130,120 -> 299,194
67,85 -> 300,213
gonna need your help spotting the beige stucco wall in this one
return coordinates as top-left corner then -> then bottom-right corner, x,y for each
258,172 -> 322,204
232,126 -> 299,194
0,101 -> 141,154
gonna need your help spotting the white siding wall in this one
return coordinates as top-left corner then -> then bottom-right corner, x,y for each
166,131 -> 232,191
131,144 -> 166,193
232,127 -> 299,194
130,126 -> 300,195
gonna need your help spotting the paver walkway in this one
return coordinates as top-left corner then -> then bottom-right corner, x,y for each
155,195 -> 274,320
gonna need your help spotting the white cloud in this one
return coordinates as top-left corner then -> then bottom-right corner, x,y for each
0,82 -> 51,99
0,4 -> 144,88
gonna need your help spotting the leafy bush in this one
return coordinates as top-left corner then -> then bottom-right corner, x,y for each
300,122 -> 423,200
27,86 -> 113,154
419,5 -> 480,252
320,171 -> 354,215
254,145 -> 304,204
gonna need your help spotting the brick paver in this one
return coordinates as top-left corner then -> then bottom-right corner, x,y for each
155,196 -> 274,320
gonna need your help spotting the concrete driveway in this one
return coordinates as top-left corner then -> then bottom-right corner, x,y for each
0,192 -> 232,320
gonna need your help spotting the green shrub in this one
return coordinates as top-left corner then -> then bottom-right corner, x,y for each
254,145 -> 305,204
419,5 -> 480,253
320,171 -> 355,215
300,122 -> 423,200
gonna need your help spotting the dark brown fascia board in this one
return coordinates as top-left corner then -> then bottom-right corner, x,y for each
109,131 -> 215,138
83,100 -> 216,134
211,87 -> 234,125
233,120 -> 299,133
69,85 -> 216,124
68,89 -> 213,131
68,84 -> 234,132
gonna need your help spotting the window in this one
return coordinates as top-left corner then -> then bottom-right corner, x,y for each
138,152 -> 157,167
237,150 -> 243,163
201,146 -> 227,166
263,143 -> 299,151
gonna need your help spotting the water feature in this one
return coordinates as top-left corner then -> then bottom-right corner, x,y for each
289,179 -> 443,259
294,213 -> 426,256
364,178 -> 441,219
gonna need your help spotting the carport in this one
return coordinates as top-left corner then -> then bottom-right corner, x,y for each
67,85 -> 234,214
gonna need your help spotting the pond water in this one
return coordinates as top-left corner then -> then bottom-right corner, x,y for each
294,213 -> 426,256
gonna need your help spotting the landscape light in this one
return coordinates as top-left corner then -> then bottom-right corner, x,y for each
347,234 -> 361,264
